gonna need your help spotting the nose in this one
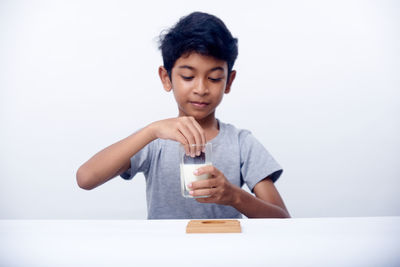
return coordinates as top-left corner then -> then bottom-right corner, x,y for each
193,78 -> 209,95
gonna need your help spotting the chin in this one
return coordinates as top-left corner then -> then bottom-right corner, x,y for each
193,112 -> 214,121
180,107 -> 215,121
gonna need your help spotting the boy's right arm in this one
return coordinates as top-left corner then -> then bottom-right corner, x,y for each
76,117 -> 205,190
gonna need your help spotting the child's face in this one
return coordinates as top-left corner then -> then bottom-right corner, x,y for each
160,52 -> 236,122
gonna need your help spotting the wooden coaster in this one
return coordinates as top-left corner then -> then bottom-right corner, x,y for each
186,219 -> 241,233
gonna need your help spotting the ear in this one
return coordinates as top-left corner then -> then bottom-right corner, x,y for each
224,70 -> 236,94
158,66 -> 172,92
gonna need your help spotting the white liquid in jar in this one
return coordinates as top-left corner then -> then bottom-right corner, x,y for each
180,163 -> 211,191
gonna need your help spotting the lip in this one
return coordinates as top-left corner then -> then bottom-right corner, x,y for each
189,101 -> 209,108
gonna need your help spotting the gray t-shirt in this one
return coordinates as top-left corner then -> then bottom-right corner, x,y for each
121,120 -> 282,219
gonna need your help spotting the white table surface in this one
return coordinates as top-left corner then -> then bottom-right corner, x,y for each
1,217 -> 399,267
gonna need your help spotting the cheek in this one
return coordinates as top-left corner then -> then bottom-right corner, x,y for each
211,83 -> 227,97
172,79 -> 192,92
171,82 -> 190,102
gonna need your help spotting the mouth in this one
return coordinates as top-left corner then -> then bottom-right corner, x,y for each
189,101 -> 209,108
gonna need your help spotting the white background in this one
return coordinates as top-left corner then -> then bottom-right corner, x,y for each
0,0 -> 399,219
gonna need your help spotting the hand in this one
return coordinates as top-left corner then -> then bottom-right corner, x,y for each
149,116 -> 206,157
188,165 -> 239,206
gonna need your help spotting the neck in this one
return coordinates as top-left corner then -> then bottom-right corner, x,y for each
197,116 -> 218,130
196,114 -> 219,142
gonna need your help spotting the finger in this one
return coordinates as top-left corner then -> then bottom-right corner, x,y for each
190,187 -> 215,198
189,178 -> 217,190
186,117 -> 201,155
195,196 -> 216,203
177,130 -> 190,156
189,117 -> 206,155
177,122 -> 196,156
185,117 -> 203,156
180,118 -> 200,157
195,197 -> 211,203
194,165 -> 218,177
176,131 -> 191,156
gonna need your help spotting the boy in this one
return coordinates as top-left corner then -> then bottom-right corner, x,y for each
76,12 -> 290,219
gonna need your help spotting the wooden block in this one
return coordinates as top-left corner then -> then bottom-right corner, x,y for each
186,219 -> 241,233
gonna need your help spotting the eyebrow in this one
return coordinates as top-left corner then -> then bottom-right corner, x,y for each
178,65 -> 195,70
178,65 -> 225,72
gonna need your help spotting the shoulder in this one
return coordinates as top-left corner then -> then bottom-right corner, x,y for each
219,121 -> 269,157
219,120 -> 251,137
219,120 -> 253,144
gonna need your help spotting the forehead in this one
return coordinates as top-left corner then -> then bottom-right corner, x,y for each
173,52 -> 227,72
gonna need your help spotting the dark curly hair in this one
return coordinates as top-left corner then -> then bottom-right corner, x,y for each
159,12 -> 238,78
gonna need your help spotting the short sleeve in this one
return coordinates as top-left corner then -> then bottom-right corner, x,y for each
120,141 -> 154,180
239,131 -> 283,192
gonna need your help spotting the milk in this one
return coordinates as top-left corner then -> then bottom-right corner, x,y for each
180,163 -> 211,193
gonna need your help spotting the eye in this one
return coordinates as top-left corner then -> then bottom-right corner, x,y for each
208,77 -> 223,83
181,75 -> 194,81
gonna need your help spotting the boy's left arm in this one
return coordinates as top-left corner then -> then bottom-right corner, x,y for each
189,165 -> 290,218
